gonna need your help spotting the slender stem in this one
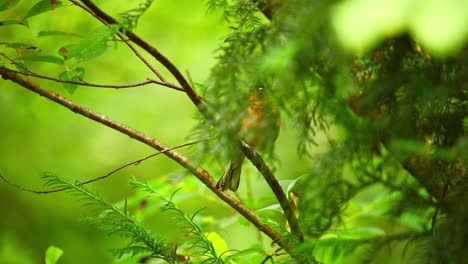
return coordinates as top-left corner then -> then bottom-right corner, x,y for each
4,68 -> 183,91
241,141 -> 304,242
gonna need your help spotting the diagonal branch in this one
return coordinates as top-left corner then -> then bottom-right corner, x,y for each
241,141 -> 304,242
0,66 -> 305,260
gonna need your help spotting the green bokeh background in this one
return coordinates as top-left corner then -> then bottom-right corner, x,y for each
0,1 -> 313,263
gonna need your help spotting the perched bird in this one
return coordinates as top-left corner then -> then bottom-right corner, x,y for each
216,87 -> 280,191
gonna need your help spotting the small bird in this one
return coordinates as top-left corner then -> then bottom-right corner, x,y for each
216,87 -> 280,191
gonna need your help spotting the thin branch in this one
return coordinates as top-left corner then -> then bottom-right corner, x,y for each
0,66 -> 304,260
240,141 -> 304,242
0,138 -> 209,194
0,52 -> 183,91
0,52 -> 34,74
6,67 -> 184,91
116,32 -> 168,83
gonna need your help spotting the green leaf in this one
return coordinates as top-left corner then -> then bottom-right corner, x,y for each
205,232 -> 229,257
58,25 -> 119,61
399,212 -> 428,232
23,0 -> 65,20
0,0 -> 20,12
45,245 -> 63,264
21,55 -> 64,65
286,176 -> 302,193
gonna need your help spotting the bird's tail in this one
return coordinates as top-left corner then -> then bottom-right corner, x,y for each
216,156 -> 245,191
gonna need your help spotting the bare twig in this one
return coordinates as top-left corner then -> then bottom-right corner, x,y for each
8,68 -> 183,91
0,52 -> 184,91
0,139 -> 209,194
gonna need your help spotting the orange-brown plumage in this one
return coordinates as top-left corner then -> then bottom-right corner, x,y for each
216,88 -> 280,191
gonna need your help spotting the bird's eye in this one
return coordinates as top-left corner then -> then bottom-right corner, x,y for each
257,87 -> 264,94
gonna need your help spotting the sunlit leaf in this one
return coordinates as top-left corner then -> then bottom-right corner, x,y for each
205,232 -> 228,256
45,245 -> 63,264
